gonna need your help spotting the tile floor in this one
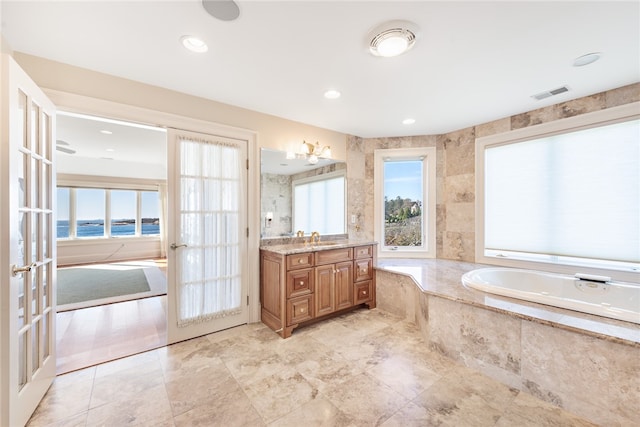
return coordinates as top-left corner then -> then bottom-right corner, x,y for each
27,308 -> 595,426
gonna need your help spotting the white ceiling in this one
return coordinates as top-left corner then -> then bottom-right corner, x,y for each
2,1 -> 639,139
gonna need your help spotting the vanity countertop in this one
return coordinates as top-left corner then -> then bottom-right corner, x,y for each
260,240 -> 378,255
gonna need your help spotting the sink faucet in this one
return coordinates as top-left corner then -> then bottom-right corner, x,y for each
310,231 -> 321,245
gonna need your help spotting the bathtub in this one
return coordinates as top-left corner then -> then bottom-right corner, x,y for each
462,267 -> 640,324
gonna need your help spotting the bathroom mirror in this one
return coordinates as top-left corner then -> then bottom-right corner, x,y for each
261,148 -> 346,238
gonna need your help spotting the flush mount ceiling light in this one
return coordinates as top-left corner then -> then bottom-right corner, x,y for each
202,0 -> 240,21
324,89 -> 341,99
181,35 -> 208,53
573,52 -> 602,67
368,20 -> 418,57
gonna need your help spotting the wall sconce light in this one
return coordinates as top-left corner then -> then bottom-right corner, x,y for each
300,140 -> 331,165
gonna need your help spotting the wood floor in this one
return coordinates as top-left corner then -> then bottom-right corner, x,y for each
56,260 -> 168,375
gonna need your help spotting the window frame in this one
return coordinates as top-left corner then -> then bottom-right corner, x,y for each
374,147 -> 437,259
56,175 -> 163,241
291,170 -> 346,235
475,102 -> 640,283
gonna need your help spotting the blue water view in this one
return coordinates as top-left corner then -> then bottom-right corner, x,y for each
57,219 -> 160,238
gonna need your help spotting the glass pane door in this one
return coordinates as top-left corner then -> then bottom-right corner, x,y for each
166,129 -> 248,343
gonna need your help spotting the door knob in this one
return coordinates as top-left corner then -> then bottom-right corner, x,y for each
170,243 -> 188,250
12,262 -> 36,277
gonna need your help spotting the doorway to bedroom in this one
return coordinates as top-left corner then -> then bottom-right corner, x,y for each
55,112 -> 168,374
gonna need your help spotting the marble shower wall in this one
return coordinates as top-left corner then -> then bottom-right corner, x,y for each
261,173 -> 292,238
346,82 -> 640,261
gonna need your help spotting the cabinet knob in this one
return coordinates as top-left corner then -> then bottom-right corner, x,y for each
361,269 -> 367,273
363,291 -> 367,295
300,308 -> 305,313
299,281 -> 304,286
298,259 -> 304,264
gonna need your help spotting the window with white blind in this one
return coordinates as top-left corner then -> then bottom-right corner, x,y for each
293,171 -> 345,235
476,103 -> 640,281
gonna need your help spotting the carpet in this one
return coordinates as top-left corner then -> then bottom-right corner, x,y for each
57,262 -> 167,311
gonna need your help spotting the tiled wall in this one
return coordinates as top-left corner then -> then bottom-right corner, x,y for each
376,268 -> 639,425
347,82 -> 640,260
261,173 -> 292,238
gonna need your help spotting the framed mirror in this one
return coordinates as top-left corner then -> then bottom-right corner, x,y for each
261,148 -> 346,238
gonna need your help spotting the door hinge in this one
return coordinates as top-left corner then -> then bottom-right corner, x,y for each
246,159 -> 249,170
246,227 -> 249,238
247,295 -> 249,306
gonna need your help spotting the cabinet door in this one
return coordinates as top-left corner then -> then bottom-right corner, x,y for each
287,268 -> 313,298
334,261 -> 353,311
354,258 -> 372,282
315,264 -> 335,317
287,295 -> 314,326
354,280 -> 372,305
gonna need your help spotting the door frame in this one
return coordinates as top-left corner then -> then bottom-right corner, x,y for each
42,90 -> 261,325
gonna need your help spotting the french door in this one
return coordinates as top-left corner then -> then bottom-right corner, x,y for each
1,56 -> 57,426
166,129 -> 248,343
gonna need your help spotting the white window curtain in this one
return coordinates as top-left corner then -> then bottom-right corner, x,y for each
177,136 -> 243,326
484,118 -> 640,263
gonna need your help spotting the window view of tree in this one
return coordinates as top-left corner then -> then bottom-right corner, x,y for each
383,160 -> 423,247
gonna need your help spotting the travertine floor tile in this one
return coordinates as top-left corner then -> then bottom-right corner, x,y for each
27,308 -> 598,427
324,372 -> 409,425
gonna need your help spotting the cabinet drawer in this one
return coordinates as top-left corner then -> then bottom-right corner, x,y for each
354,280 -> 373,305
286,268 -> 313,298
316,247 -> 353,265
286,252 -> 314,270
354,245 -> 373,259
354,258 -> 373,282
287,295 -> 314,326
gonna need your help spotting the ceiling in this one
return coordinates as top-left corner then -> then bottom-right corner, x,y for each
56,113 -> 167,165
2,1 -> 639,139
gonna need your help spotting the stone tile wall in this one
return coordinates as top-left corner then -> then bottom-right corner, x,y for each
347,82 -> 640,261
375,270 -> 639,425
261,173 -> 292,238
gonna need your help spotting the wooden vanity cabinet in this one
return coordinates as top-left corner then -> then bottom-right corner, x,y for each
260,243 -> 376,338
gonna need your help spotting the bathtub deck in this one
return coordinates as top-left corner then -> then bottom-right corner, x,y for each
375,258 -> 639,346
374,258 -> 639,426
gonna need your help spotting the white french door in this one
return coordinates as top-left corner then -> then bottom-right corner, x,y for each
1,55 -> 57,426
166,129 -> 248,343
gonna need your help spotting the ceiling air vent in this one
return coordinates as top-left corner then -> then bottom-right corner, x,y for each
531,86 -> 569,101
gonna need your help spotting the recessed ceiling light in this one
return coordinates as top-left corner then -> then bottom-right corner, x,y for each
100,130 -> 112,135
573,52 -> 602,67
202,0 -> 240,21
181,35 -> 208,53
105,148 -> 115,152
402,118 -> 416,125
368,20 -> 418,58
324,90 -> 341,99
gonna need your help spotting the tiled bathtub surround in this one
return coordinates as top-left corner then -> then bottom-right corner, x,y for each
375,259 -> 640,426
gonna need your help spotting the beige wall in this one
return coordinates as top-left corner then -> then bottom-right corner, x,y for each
347,82 -> 640,261
12,52 -> 348,160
